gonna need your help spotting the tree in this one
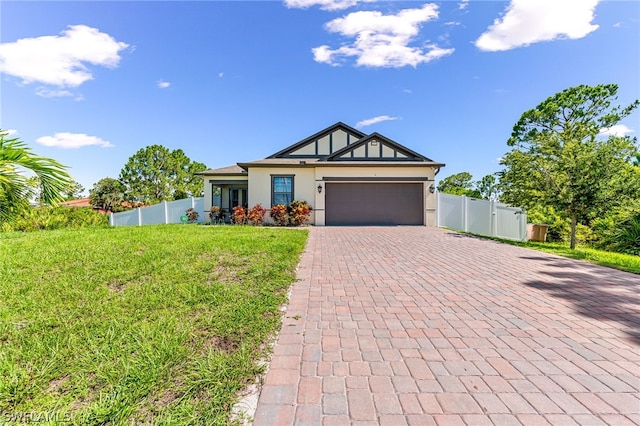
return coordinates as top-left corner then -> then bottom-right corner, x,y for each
63,180 -> 85,200
89,177 -> 126,212
0,130 -> 72,222
119,145 -> 206,204
476,174 -> 500,201
499,84 -> 639,249
28,177 -> 85,205
437,172 -> 481,198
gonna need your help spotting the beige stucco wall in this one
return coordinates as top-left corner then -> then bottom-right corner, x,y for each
202,165 -> 439,226
248,167 -> 316,224
313,165 -> 438,226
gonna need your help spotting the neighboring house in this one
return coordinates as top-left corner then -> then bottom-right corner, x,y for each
60,198 -> 140,214
197,122 -> 445,226
60,197 -> 108,214
60,197 -> 94,208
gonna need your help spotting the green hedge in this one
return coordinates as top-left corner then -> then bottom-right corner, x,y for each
1,206 -> 109,232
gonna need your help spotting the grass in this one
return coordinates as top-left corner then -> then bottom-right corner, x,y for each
0,225 -> 308,424
473,235 -> 640,275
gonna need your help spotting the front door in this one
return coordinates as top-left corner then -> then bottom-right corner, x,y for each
230,188 -> 247,211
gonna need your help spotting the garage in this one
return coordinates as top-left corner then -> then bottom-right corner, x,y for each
325,182 -> 424,226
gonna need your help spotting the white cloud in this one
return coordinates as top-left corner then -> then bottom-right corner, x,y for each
459,0 -> 469,10
402,89 -> 413,94
613,22 -> 622,28
36,132 -> 114,149
0,25 -> 129,88
600,124 -> 634,137
35,87 -> 84,101
445,21 -> 461,26
157,80 -> 171,89
313,4 -> 454,68
2,129 -> 18,136
284,0 -> 374,11
218,72 -> 224,78
356,115 -> 399,128
475,0 -> 600,52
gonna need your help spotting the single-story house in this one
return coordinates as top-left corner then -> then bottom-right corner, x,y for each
197,122 -> 445,226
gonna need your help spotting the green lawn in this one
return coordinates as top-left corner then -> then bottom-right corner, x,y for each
0,225 -> 308,424
484,236 -> 640,275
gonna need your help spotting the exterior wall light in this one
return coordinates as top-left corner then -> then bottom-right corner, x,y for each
429,184 -> 436,193
317,184 -> 323,194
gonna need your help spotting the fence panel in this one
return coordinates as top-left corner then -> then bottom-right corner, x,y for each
466,198 -> 492,236
111,197 -> 204,226
140,203 -> 167,225
436,192 -> 526,241
495,204 -> 527,241
166,198 -> 193,223
437,193 -> 464,231
111,209 -> 139,226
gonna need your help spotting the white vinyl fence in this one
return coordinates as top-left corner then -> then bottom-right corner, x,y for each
436,192 -> 527,241
110,197 -> 205,227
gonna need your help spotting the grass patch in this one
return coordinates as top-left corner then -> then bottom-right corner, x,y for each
462,233 -> 640,275
0,225 -> 308,424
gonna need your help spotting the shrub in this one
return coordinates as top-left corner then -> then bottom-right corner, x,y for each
612,215 -> 640,255
231,205 -> 247,224
526,205 -> 568,242
2,206 -> 109,232
269,204 -> 288,226
209,206 -> 226,224
594,205 -> 640,255
247,204 -> 267,226
288,200 -> 312,226
186,208 -> 199,223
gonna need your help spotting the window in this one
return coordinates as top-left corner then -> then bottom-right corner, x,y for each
272,175 -> 294,206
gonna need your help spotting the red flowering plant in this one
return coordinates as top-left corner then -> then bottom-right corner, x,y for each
209,206 -> 225,224
269,204 -> 289,226
185,208 -> 199,223
288,200 -> 312,226
247,204 -> 267,225
230,205 -> 247,224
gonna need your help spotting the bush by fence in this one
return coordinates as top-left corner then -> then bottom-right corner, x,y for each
2,206 -> 109,232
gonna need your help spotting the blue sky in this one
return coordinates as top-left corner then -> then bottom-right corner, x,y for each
1,0 -> 639,194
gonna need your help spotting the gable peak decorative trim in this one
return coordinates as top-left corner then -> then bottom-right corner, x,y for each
267,122 -> 367,159
324,133 -> 433,162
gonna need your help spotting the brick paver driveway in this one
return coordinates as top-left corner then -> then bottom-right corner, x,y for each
253,227 -> 639,425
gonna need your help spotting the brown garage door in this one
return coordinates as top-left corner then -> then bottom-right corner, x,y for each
325,182 -> 424,226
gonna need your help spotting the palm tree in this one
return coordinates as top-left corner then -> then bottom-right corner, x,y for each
0,130 -> 72,222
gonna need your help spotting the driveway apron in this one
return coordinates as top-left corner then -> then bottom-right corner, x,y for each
252,227 -> 640,425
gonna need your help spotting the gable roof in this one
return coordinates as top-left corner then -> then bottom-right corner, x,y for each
325,132 -> 434,162
268,122 -> 366,159
200,122 -> 444,175
196,164 -> 247,175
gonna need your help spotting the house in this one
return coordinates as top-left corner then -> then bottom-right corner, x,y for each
197,122 -> 445,226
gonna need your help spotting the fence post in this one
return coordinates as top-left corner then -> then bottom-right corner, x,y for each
164,201 -> 169,224
110,212 -> 114,227
462,195 -> 468,232
435,191 -> 440,228
137,207 -> 142,226
490,200 -> 496,237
